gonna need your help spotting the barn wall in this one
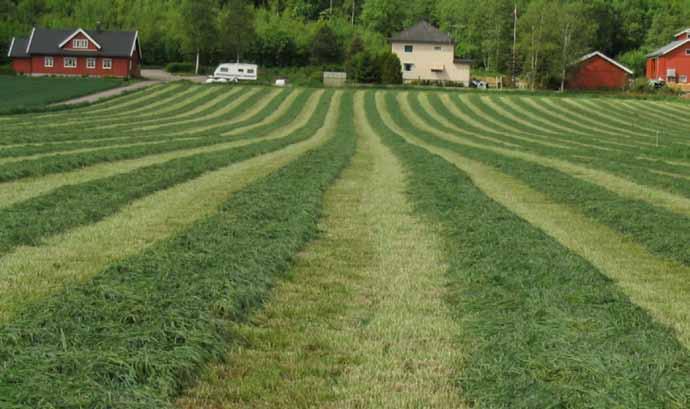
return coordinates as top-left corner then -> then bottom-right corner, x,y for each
567,56 -> 629,90
29,55 -> 132,78
12,58 -> 32,75
649,45 -> 690,83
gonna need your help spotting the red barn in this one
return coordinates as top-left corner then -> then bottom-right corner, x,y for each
567,51 -> 633,90
7,27 -> 141,79
646,28 -> 690,88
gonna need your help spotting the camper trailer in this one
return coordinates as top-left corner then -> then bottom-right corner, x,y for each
206,63 -> 258,83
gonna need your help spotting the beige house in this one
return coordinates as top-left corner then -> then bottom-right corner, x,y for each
390,21 -> 471,85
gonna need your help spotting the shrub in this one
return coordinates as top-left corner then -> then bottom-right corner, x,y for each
378,52 -> 402,85
0,64 -> 15,76
349,51 -> 380,84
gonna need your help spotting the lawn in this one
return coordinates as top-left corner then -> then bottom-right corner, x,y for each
1,84 -> 690,408
0,75 -> 125,113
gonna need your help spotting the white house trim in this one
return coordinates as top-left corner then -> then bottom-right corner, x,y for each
578,51 -> 633,75
7,37 -> 14,58
674,28 -> 690,38
129,31 -> 141,59
657,38 -> 690,57
59,28 -> 102,50
25,27 -> 36,54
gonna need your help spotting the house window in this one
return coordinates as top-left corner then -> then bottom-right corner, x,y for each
404,45 -> 413,53
86,57 -> 96,69
686,49 -> 690,56
681,75 -> 688,83
434,46 -> 442,51
44,56 -> 54,68
103,58 -> 112,70
73,39 -> 88,49
64,57 -> 77,68
404,63 -> 414,72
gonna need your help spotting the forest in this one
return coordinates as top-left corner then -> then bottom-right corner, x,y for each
2,0 -> 690,87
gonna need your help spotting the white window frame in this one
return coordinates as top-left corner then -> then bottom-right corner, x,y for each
86,57 -> 96,69
681,75 -> 688,83
64,57 -> 77,68
404,45 -> 414,53
73,39 -> 89,49
44,56 -> 54,68
102,58 -> 112,70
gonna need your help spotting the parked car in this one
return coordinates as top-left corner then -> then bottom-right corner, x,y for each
206,63 -> 258,84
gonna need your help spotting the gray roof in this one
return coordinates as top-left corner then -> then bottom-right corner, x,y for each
390,21 -> 453,45
8,37 -> 29,58
26,28 -> 138,58
647,38 -> 690,57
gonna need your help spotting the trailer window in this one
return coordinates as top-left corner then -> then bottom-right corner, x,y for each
220,67 -> 228,73
248,69 -> 254,74
238,68 -> 244,73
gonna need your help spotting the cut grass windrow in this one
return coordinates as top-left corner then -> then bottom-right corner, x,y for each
392,92 -> 690,267
0,92 -> 355,409
178,91 -> 464,409
0,90 -> 335,324
0,89 -> 294,182
0,91 -> 331,258
400,93 -> 690,216
370,90 -> 690,408
0,90 -> 322,208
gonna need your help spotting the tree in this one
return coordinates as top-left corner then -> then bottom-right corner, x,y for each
555,1 -> 596,91
378,51 -> 402,84
310,24 -> 341,65
177,0 -> 217,74
350,50 -> 380,83
518,0 -> 557,89
217,0 -> 256,63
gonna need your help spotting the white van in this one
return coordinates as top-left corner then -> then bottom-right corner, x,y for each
207,63 -> 258,83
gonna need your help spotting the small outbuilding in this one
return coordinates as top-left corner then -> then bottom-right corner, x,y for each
567,51 -> 632,90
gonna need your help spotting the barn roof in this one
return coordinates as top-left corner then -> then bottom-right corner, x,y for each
577,51 -> 633,75
647,38 -> 690,58
390,21 -> 453,45
7,37 -> 29,58
24,27 -> 140,58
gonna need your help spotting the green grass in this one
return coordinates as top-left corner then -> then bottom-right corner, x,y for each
0,91 -> 331,259
367,91 -> 690,408
0,92 -> 356,409
0,75 -> 126,114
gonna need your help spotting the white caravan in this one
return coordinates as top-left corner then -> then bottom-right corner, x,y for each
207,63 -> 258,83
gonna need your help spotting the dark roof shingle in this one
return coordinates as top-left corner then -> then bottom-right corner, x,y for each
647,38 -> 690,58
390,21 -> 453,45
8,37 -> 29,58
27,28 -> 137,57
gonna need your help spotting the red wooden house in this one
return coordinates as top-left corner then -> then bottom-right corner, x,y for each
7,27 -> 141,78
567,51 -> 633,90
646,28 -> 690,87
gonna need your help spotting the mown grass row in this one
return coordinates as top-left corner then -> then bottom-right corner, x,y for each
0,91 -> 333,259
366,91 -> 690,408
0,86 -> 272,145
0,89 -> 302,182
416,93 -> 690,197
0,91 -> 356,409
387,92 -> 690,267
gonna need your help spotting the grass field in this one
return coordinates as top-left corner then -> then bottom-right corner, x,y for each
1,83 -> 690,408
0,75 -> 125,113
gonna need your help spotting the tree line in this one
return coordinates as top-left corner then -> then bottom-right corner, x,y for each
2,0 -> 690,87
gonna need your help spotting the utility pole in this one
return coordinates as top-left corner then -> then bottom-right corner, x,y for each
512,2 -> 518,87
330,0 -> 333,18
352,0 -> 356,25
